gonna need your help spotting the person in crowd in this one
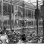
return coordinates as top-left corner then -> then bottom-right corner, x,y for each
38,36 -> 43,43
0,27 -> 9,43
0,30 -> 9,43
21,34 -> 26,42
0,27 -> 4,34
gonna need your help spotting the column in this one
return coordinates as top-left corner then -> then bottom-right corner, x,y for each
1,0 -> 3,30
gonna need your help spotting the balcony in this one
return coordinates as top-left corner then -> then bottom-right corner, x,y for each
15,16 -> 35,21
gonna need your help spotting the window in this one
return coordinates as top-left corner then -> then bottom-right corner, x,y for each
14,20 -> 17,26
18,20 -> 26,27
18,7 -> 23,17
22,20 -> 27,27
28,21 -> 32,26
18,20 -> 25,27
21,20 -> 24,27
3,20 -> 7,25
25,9 -> 28,17
39,21 -> 43,25
3,20 -> 7,27
18,20 -> 22,27
3,4 -> 14,15
31,21 -> 33,25
28,10 -> 31,18
33,21 -> 36,25
32,11 -> 33,18
18,20 -> 20,27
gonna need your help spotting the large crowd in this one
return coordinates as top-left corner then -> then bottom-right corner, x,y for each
0,27 -> 43,44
